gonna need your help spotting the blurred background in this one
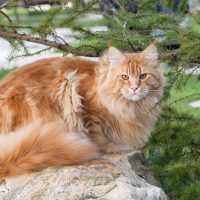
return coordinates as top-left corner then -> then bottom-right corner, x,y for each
0,0 -> 200,199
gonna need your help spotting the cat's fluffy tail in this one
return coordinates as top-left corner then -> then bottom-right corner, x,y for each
0,120 -> 98,178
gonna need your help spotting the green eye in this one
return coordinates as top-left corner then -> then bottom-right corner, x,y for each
139,73 -> 147,80
121,74 -> 129,80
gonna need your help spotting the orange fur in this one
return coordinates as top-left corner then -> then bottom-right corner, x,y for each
0,120 -> 98,178
0,43 -> 163,178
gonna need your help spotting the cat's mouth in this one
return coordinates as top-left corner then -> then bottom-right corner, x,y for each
121,88 -> 148,101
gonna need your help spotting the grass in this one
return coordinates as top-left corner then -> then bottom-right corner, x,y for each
0,68 -> 14,80
188,12 -> 200,34
167,75 -> 200,119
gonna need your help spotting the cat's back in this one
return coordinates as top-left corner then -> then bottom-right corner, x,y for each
0,56 -> 98,89
0,56 -> 98,132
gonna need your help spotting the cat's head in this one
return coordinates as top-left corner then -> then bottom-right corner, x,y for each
98,43 -> 163,103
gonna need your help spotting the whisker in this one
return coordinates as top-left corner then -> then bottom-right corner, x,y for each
141,89 -> 161,92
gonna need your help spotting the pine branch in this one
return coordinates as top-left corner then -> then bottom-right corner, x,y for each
0,24 -> 33,29
168,93 -> 200,106
123,19 -> 135,51
0,30 -> 98,56
0,30 -> 73,52
0,0 -> 14,10
10,47 -> 52,60
0,10 -> 17,32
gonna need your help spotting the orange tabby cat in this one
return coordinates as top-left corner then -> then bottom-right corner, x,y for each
0,43 -> 163,178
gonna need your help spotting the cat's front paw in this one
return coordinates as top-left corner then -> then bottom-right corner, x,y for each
101,143 -> 119,154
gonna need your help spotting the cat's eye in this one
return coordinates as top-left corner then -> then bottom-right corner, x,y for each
121,74 -> 129,80
139,73 -> 147,80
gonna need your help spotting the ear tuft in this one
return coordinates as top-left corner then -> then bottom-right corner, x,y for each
108,47 -> 126,66
142,43 -> 158,62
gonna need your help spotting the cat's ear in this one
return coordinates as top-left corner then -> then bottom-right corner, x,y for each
141,42 -> 158,63
108,47 -> 126,67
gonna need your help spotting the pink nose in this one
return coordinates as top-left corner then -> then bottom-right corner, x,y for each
131,87 -> 138,92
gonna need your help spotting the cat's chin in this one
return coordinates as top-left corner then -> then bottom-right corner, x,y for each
123,94 -> 145,102
130,95 -> 144,101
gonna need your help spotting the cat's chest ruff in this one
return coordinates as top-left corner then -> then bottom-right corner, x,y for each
87,111 -> 153,147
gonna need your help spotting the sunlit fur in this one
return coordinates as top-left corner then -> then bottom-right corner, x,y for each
0,43 -> 163,178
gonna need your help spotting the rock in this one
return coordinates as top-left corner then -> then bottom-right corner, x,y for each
0,151 -> 168,200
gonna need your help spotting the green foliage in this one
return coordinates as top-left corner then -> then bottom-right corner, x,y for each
146,107 -> 200,199
146,74 -> 200,199
1,0 -> 200,199
189,12 -> 200,33
0,68 -> 14,80
167,75 -> 200,118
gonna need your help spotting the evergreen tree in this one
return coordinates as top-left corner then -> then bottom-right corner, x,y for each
0,0 -> 200,199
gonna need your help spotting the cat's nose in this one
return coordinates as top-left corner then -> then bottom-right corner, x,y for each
131,87 -> 138,93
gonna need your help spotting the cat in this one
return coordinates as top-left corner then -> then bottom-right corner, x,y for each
0,42 -> 163,178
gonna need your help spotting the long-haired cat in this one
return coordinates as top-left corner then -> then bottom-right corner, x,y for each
0,43 -> 163,178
